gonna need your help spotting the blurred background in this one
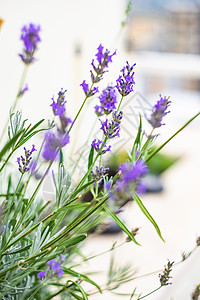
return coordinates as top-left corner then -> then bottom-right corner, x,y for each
0,0 -> 200,299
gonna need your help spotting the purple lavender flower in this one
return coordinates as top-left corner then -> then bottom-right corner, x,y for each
47,259 -> 64,278
94,105 -> 104,117
57,268 -> 64,277
147,95 -> 171,128
100,111 -> 123,139
110,160 -> 148,204
37,256 -> 66,282
104,180 -> 112,191
91,139 -> 111,154
119,160 -> 148,184
97,86 -> 117,115
80,80 -> 99,97
90,44 -> 116,83
116,61 -> 136,96
51,89 -> 67,118
17,145 -> 37,174
37,271 -> 46,281
19,23 -> 41,64
91,166 -> 109,181
42,130 -> 70,162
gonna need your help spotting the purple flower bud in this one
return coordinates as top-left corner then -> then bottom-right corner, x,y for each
17,145 -> 37,174
80,80 -> 99,97
91,139 -> 111,154
80,80 -> 89,95
116,61 -> 136,96
110,160 -> 148,204
90,44 -> 116,83
37,271 -> 46,281
91,166 -> 109,181
57,268 -> 64,277
51,89 -> 67,118
147,95 -> 171,128
19,23 -> 41,64
18,84 -> 29,97
97,86 -> 117,115
100,111 -> 123,139
94,105 -> 104,117
42,130 -> 70,162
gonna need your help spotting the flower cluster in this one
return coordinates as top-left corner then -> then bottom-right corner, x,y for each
91,139 -> 111,154
80,80 -> 99,97
51,89 -> 67,118
17,145 -> 36,174
91,166 -> 109,181
110,160 -> 148,205
148,95 -> 171,128
159,260 -> 174,286
116,61 -> 136,96
100,111 -> 123,139
95,85 -> 117,116
91,44 -> 116,83
42,89 -> 71,162
37,255 -> 66,281
19,23 -> 41,64
42,130 -> 70,161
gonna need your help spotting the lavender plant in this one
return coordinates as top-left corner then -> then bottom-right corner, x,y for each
0,23 -> 199,300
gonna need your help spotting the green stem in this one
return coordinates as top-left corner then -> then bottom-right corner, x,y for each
146,112 -> 200,163
0,65 -> 28,145
68,83 -> 94,134
137,286 -> 161,300
117,95 -> 124,111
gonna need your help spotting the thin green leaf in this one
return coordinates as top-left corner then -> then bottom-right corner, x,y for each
146,111 -> 200,163
16,128 -> 46,148
68,280 -> 88,300
66,290 -> 83,300
130,287 -> 137,299
57,234 -> 87,249
103,205 -> 140,246
64,267 -> 102,293
23,119 -> 45,136
133,192 -> 164,242
0,130 -> 23,160
88,145 -> 94,182
131,114 -> 142,160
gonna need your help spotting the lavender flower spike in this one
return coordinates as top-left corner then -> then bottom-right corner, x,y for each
101,111 -> 123,139
110,159 -> 148,205
97,85 -> 117,115
80,80 -> 99,97
17,145 -> 37,174
19,23 -> 41,64
90,44 -> 116,83
116,61 -> 136,96
148,95 -> 171,128
91,139 -> 111,154
51,88 -> 67,118
42,130 -> 70,162
37,271 -> 46,281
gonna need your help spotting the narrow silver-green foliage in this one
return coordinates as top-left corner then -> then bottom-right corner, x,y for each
53,163 -> 71,208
